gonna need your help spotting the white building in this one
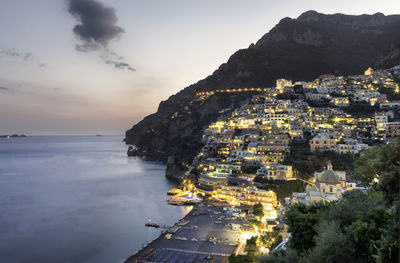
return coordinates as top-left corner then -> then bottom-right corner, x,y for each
292,161 -> 346,204
257,163 -> 293,180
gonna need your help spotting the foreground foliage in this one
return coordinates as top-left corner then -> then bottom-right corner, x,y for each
260,232 -> 283,251
229,233 -> 283,263
262,138 -> 399,263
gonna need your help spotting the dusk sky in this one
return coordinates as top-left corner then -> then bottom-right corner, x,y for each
1,0 -> 399,135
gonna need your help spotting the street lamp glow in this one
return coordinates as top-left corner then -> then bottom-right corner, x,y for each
240,232 -> 257,240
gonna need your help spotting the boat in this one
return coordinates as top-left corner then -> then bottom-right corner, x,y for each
209,237 -> 218,243
167,188 -> 183,195
145,220 -> 160,228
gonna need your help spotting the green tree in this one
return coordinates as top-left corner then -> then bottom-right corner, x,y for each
245,236 -> 260,254
321,190 -> 384,229
354,138 -> 400,204
253,203 -> 265,218
346,207 -> 392,262
249,218 -> 261,228
263,140 -> 399,263
228,236 -> 261,263
261,249 -> 300,263
228,254 -> 255,263
260,232 -> 283,250
284,202 -> 330,253
304,220 -> 356,263
373,216 -> 399,263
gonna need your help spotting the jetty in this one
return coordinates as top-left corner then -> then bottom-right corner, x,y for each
125,204 -> 246,263
145,221 -> 160,228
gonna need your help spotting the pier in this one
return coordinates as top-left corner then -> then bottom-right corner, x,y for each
126,204 -> 248,263
145,221 -> 171,229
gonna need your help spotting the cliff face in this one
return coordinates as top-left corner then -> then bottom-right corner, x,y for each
125,11 -> 400,160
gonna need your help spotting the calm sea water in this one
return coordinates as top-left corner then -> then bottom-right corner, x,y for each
0,135 -> 189,263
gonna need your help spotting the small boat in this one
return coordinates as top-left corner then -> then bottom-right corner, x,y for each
167,188 -> 183,195
145,221 -> 160,228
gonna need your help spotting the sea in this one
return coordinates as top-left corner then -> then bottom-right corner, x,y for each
0,135 -> 190,263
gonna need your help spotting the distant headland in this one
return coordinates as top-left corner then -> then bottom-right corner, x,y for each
0,134 -> 27,138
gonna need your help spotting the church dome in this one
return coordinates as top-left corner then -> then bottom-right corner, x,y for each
318,161 -> 339,184
319,169 -> 339,184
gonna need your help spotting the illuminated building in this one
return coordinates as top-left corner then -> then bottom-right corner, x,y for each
257,163 -> 293,180
335,139 -> 369,154
387,122 -> 400,137
216,185 -> 278,206
380,101 -> 400,111
309,133 -> 337,152
330,97 -> 349,107
276,79 -> 292,94
364,67 -> 374,76
292,161 -> 346,204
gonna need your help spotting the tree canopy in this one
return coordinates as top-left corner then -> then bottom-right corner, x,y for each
253,203 -> 265,218
354,137 -> 400,204
263,139 -> 399,263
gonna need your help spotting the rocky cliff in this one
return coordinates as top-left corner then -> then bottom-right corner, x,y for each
125,11 -> 400,162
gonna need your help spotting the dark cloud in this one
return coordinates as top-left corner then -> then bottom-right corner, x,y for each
74,42 -> 99,52
0,48 -> 45,68
104,60 -> 135,71
0,85 -> 17,93
23,52 -> 32,61
67,0 -> 124,51
67,0 -> 135,72
1,49 -> 19,57
0,48 -> 32,61
0,86 -> 10,91
99,50 -> 135,71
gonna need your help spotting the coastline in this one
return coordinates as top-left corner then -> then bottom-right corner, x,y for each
124,205 -> 195,263
124,201 -> 247,263
126,147 -> 186,181
127,147 -> 167,162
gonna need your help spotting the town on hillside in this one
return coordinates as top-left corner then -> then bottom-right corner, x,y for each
127,65 -> 400,263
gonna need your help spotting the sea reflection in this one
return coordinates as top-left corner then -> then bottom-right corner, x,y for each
0,136 -> 188,263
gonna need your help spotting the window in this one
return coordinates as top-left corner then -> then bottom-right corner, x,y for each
330,186 -> 333,192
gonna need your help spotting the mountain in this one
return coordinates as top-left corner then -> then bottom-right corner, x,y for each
125,11 -> 400,162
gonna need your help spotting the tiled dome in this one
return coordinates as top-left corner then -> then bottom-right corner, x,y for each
319,169 -> 339,184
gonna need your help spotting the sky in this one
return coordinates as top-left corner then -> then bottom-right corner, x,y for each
0,0 -> 399,135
